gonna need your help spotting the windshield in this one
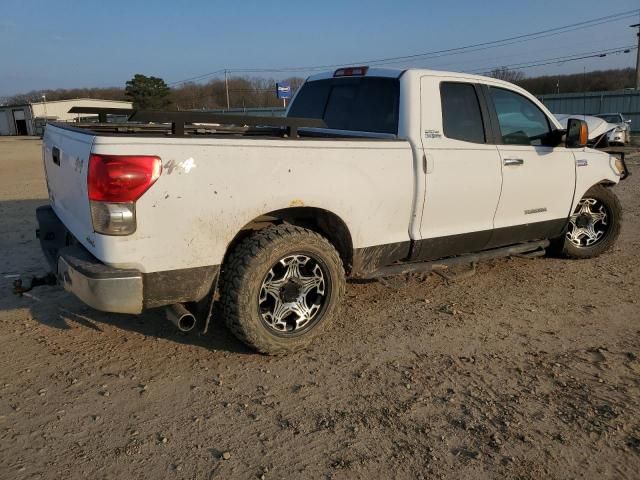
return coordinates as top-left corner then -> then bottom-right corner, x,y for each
597,114 -> 622,124
287,77 -> 400,134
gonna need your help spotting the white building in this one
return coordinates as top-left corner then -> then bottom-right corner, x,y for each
0,98 -> 132,136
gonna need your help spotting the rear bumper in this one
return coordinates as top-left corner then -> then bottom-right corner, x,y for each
36,205 -> 218,314
57,249 -> 144,314
37,205 -> 144,313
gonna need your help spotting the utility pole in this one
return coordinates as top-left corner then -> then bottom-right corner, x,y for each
224,69 -> 230,110
632,24 -> 640,90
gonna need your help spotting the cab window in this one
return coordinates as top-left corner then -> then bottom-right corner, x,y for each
288,77 -> 399,134
489,87 -> 551,146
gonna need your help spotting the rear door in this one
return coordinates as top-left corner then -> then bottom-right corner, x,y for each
43,125 -> 96,245
415,77 -> 502,261
485,86 -> 575,247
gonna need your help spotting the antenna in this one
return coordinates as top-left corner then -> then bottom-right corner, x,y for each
583,66 -> 587,120
631,23 -> 640,89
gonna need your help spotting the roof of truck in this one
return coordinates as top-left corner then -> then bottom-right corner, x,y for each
305,67 -> 561,130
307,67 -> 517,87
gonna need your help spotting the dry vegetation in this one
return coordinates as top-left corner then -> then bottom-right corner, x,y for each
2,67 -> 635,110
1,76 -> 305,110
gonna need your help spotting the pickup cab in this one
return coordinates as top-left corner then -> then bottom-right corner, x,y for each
37,67 -> 627,354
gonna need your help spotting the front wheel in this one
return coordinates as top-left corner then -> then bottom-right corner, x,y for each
220,224 -> 345,355
556,184 -> 622,259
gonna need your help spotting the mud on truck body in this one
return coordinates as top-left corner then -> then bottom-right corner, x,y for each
35,67 -> 628,354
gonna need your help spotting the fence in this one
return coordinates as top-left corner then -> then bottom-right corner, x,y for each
190,95 -> 640,131
191,107 -> 286,117
537,90 -> 640,132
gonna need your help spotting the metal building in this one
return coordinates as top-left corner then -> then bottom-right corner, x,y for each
0,98 -> 132,136
538,90 -> 640,132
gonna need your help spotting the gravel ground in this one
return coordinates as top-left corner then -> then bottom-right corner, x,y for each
1,136 -> 639,479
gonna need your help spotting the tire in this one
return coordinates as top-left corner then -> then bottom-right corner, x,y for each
555,184 -> 622,259
220,224 -> 345,355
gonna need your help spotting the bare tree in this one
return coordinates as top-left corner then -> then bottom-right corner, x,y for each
169,76 -> 306,110
487,67 -> 526,83
518,68 -> 635,94
4,67 -> 636,108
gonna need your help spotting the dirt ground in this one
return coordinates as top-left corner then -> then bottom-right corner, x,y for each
0,136 -> 639,480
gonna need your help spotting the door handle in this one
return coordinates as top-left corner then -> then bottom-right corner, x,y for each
52,147 -> 60,166
503,158 -> 524,166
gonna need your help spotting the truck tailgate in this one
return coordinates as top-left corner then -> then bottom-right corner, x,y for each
43,125 -> 95,249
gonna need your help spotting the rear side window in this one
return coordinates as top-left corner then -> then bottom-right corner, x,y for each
288,77 -> 399,134
440,82 -> 485,143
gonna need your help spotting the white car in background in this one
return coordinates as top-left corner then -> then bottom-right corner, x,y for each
595,113 -> 631,145
554,114 -> 627,147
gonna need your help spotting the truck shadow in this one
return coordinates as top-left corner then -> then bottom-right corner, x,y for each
0,198 -> 252,355
21,293 -> 253,355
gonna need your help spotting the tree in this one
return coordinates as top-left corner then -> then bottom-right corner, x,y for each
125,74 -> 171,110
488,67 -> 525,83
518,68 -> 635,95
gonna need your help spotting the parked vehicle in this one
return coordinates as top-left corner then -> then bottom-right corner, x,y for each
595,113 -> 632,145
554,114 -> 627,147
36,67 -> 628,354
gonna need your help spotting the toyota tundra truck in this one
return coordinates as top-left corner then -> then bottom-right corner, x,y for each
36,67 -> 628,354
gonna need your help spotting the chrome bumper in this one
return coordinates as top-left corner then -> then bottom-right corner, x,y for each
58,256 -> 143,314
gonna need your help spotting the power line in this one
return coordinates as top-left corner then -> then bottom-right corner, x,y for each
363,15 -> 640,70
167,69 -> 226,86
172,46 -> 636,107
396,35 -> 634,72
471,45 -> 636,74
233,11 -> 639,72
168,9 -> 639,85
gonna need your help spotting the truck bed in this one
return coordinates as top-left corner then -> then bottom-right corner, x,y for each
54,108 -> 398,140
50,121 -> 398,141
42,121 -> 415,276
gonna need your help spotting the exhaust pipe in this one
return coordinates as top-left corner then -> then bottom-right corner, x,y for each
166,303 -> 197,332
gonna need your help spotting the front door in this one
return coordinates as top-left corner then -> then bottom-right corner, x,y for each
486,86 -> 575,247
415,78 -> 503,261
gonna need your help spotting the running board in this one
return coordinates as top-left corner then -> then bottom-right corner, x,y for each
363,240 -> 550,280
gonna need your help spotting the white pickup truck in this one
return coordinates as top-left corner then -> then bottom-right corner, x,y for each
37,67 -> 628,354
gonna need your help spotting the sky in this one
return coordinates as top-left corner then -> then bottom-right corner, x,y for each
1,0 -> 639,96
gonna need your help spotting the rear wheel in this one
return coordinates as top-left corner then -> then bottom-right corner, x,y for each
220,224 -> 345,354
556,184 -> 622,259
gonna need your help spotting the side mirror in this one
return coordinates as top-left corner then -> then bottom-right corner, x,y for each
625,119 -> 632,124
566,118 -> 588,148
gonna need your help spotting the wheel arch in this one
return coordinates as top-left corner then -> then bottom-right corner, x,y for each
222,207 -> 354,274
597,179 -> 617,187
571,177 -> 619,215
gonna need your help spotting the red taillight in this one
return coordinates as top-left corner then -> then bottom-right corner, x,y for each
334,66 -> 369,77
88,154 -> 162,202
